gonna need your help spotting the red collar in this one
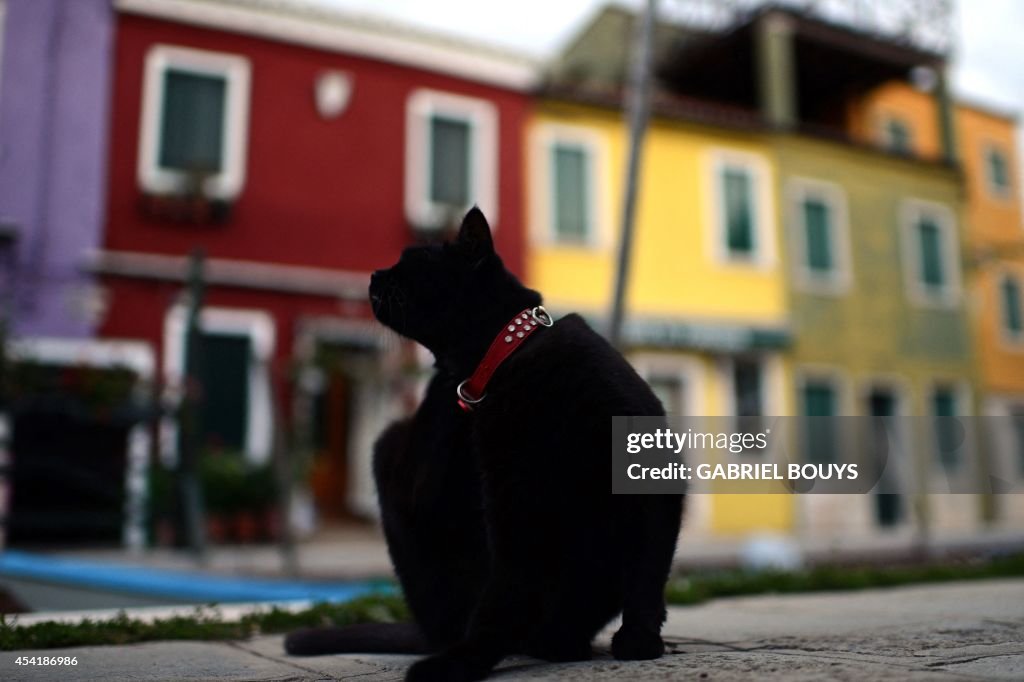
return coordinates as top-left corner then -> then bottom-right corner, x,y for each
456,306 -> 553,412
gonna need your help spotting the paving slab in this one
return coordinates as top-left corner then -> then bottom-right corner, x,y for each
2,579 -> 1023,681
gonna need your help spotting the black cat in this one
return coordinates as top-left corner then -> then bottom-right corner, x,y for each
285,208 -> 684,682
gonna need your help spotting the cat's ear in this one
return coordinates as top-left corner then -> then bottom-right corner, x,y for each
457,206 -> 494,260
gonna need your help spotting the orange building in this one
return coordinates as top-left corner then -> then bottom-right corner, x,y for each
853,81 -> 1024,510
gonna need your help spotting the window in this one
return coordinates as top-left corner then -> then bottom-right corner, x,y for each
803,198 -> 832,272
932,386 -> 960,471
883,117 -> 913,155
160,71 -> 227,173
789,179 -> 851,293
732,359 -> 763,436
918,217 -> 945,287
1001,275 -> 1024,341
985,146 -> 1012,198
900,200 -> 961,307
406,89 -> 497,229
723,167 -> 754,255
429,115 -> 471,207
138,45 -> 251,199
533,125 -> 603,248
710,151 -> 774,267
551,142 -> 592,243
801,379 -> 838,464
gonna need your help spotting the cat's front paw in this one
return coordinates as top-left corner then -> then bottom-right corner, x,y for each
405,652 -> 487,682
611,625 -> 665,660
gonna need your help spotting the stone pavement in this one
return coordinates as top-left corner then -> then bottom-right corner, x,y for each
4,579 -> 1024,681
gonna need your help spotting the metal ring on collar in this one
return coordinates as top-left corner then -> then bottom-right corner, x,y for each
456,379 -> 486,404
530,306 -> 554,327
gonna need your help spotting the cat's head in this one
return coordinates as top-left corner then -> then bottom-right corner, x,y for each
369,208 -> 538,354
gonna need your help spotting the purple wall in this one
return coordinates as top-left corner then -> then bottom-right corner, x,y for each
0,0 -> 114,338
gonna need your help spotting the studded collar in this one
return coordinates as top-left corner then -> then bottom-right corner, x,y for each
456,306 -> 553,412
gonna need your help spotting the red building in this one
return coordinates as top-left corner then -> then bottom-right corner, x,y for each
94,0 -> 537,520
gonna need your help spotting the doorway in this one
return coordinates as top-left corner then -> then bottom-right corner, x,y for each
867,386 -> 903,527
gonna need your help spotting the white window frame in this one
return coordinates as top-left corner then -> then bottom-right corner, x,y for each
788,177 -> 853,295
706,149 -> 776,269
899,199 -> 962,308
530,123 -> 607,249
162,306 -> 274,465
983,142 -> 1014,201
405,88 -> 497,229
137,44 -> 252,200
998,269 -> 1024,350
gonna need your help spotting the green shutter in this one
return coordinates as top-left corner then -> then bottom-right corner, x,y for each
733,360 -> 762,417
917,218 -> 945,288
734,359 -> 763,439
803,198 -> 833,272
723,168 -> 754,255
1002,277 -> 1023,334
804,383 -> 835,417
932,387 -> 959,469
197,332 -> 251,453
159,70 -> 226,173
1012,410 -> 1024,476
989,149 -> 1010,191
552,144 -> 589,242
803,382 -> 836,464
887,119 -> 912,154
429,115 -> 471,207
932,389 -> 956,418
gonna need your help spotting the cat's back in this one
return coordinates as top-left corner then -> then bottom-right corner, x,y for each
498,313 -> 663,418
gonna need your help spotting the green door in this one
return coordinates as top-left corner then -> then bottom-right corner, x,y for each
197,332 -> 251,452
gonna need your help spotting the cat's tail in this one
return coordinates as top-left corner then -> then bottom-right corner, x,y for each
284,622 -> 430,656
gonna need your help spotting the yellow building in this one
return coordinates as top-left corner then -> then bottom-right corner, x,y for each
527,98 -> 794,537
529,5 -> 1005,547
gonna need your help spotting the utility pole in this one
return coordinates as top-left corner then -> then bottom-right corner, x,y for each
608,0 -> 658,348
177,248 -> 207,560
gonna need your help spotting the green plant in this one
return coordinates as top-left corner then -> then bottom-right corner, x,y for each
665,552 -> 1024,605
0,593 -> 408,651
199,451 -> 276,516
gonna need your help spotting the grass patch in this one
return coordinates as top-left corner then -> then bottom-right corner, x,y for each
0,593 -> 409,651
666,553 -> 1024,605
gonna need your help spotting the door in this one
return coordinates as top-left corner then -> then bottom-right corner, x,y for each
867,387 -> 903,527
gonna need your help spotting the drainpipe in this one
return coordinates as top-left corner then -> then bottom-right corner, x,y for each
755,11 -> 798,130
933,66 -> 958,165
